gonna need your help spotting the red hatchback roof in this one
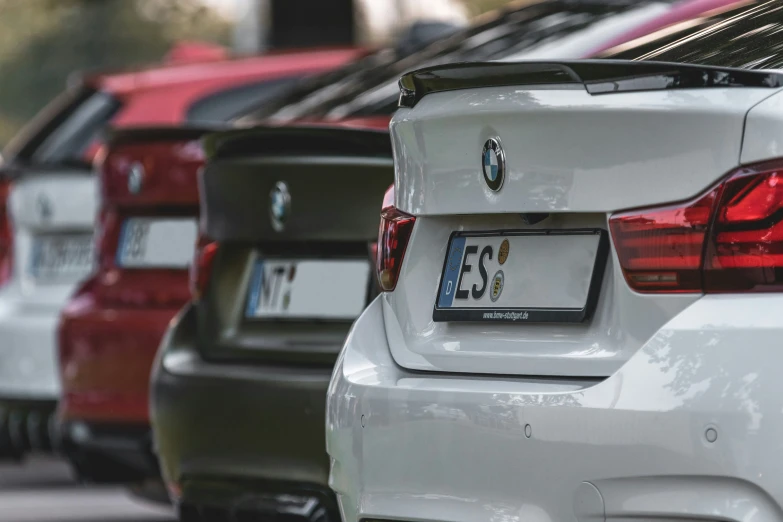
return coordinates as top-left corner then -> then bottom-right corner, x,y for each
3,45 -> 364,166
92,47 -> 366,127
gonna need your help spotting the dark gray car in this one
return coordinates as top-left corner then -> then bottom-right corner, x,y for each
150,126 -> 393,520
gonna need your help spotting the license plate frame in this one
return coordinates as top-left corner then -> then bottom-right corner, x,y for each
116,217 -> 198,269
30,234 -> 94,281
432,228 -> 609,324
244,257 -> 371,322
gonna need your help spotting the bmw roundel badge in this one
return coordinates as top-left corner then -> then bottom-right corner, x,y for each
128,162 -> 145,194
37,193 -> 53,221
269,181 -> 291,232
482,138 -> 505,192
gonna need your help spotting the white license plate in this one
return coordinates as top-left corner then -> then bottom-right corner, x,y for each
245,259 -> 370,320
117,218 -> 198,268
30,234 -> 94,281
434,230 -> 608,323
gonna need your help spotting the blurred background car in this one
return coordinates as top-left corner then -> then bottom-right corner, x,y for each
145,1 -> 741,520
54,47 -> 362,488
251,0 -> 675,124
151,124 -> 393,520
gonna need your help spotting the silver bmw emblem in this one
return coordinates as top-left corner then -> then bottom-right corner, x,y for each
36,193 -> 52,221
269,181 -> 291,232
128,162 -> 144,194
482,138 -> 505,192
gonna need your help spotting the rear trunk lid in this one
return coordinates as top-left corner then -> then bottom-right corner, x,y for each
4,164 -> 97,309
92,126 -> 214,308
198,126 -> 394,365
388,61 -> 783,377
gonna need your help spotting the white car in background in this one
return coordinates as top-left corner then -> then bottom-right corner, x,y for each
0,88 -> 111,457
0,47 -> 345,459
327,2 -> 783,522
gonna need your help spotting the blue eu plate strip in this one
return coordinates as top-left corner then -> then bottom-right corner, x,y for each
437,236 -> 466,308
29,239 -> 41,277
245,260 -> 264,317
115,220 -> 129,267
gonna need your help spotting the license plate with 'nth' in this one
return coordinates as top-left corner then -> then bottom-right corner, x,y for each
246,259 -> 371,320
434,229 -> 608,323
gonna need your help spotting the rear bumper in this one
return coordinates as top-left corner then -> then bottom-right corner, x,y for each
60,420 -> 159,483
0,293 -> 62,400
328,294 -> 783,522
151,304 -> 337,519
0,287 -> 65,456
58,296 -> 180,424
57,289 -> 179,483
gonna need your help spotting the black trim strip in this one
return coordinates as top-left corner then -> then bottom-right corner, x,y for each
432,228 -> 609,324
398,60 -> 783,108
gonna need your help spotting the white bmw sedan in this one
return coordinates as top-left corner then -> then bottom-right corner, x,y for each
327,2 -> 783,522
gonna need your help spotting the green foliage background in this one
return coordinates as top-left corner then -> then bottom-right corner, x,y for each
0,0 -> 231,146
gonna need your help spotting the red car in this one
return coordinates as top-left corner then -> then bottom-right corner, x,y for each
55,47 -> 363,484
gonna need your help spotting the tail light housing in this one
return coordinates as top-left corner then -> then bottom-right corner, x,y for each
0,179 -> 12,287
376,185 -> 415,292
95,206 -> 121,270
190,233 -> 218,300
610,158 -> 783,293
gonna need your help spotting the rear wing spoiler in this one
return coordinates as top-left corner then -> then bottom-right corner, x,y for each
203,124 -> 392,162
398,59 -> 783,108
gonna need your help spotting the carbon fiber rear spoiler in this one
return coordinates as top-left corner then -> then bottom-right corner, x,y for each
203,124 -> 392,161
398,60 -> 783,108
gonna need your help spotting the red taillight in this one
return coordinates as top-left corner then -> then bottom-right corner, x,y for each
610,159 -> 783,293
609,188 -> 718,292
377,185 -> 415,292
95,206 -> 121,270
0,179 -> 12,287
189,234 -> 218,300
706,163 -> 783,291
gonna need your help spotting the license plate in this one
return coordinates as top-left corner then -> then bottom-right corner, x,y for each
117,218 -> 198,268
245,259 -> 370,320
434,229 -> 608,323
30,234 -> 94,281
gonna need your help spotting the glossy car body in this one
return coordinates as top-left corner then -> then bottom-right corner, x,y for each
150,126 -> 393,519
54,48 -> 363,483
328,3 -> 783,522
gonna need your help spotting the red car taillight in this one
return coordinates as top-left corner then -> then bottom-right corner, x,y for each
189,234 -> 218,301
0,179 -> 13,287
95,206 -> 121,270
610,158 -> 783,293
376,184 -> 415,292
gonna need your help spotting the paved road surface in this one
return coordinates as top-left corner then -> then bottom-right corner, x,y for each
0,457 -> 175,522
